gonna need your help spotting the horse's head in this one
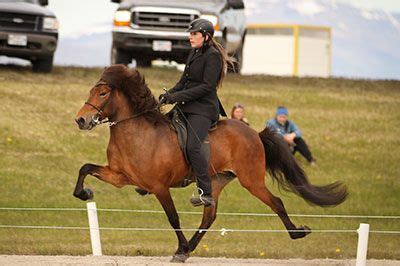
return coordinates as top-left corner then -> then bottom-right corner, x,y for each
75,64 -> 160,130
75,80 -> 114,130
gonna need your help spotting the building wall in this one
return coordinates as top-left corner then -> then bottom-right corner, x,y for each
242,35 -> 294,75
241,25 -> 331,78
298,28 -> 331,77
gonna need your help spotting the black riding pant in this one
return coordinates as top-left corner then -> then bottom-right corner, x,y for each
184,113 -> 212,196
293,137 -> 314,162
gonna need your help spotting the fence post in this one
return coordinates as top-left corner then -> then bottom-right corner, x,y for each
356,223 -> 370,266
87,202 -> 102,256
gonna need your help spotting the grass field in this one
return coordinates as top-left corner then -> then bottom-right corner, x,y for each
0,65 -> 399,259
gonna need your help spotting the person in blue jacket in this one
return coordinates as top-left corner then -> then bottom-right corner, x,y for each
267,106 -> 316,164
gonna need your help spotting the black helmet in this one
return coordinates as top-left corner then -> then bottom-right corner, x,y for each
186,18 -> 214,37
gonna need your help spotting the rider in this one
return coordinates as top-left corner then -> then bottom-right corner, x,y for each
159,18 -> 231,207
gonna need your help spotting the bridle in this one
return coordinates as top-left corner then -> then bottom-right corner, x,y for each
84,81 -> 114,126
84,81 -> 157,127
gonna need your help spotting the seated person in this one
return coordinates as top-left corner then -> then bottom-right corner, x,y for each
231,103 -> 249,125
266,106 -> 316,164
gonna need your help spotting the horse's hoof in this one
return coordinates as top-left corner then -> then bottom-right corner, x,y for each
301,225 -> 312,236
73,188 -> 94,201
170,253 -> 188,263
84,188 -> 94,200
135,187 -> 151,196
289,225 -> 312,240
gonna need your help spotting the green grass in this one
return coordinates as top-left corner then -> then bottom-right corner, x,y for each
0,65 -> 399,259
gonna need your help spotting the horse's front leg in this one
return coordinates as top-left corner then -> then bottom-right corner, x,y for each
154,188 -> 189,263
73,163 -> 130,201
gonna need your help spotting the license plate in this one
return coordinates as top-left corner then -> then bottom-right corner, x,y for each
7,34 -> 27,46
152,40 -> 172,52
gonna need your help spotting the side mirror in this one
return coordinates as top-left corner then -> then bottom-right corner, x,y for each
39,0 -> 48,6
111,0 -> 122,3
227,0 -> 244,9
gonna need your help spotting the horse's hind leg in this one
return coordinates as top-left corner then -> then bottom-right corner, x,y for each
154,188 -> 189,263
240,178 -> 311,239
188,175 -> 231,252
73,163 -> 130,201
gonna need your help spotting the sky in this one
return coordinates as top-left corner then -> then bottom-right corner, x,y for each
47,0 -> 400,37
336,0 -> 400,13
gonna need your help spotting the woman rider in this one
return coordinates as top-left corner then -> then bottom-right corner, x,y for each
159,18 -> 231,207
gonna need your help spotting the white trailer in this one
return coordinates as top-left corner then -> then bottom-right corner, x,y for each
242,24 -> 331,78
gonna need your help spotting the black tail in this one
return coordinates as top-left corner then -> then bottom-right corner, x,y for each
259,127 -> 348,206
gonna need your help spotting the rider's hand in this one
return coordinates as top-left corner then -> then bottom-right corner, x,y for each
159,93 -> 176,105
163,94 -> 176,104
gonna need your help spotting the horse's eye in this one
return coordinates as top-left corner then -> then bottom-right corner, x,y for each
99,92 -> 108,97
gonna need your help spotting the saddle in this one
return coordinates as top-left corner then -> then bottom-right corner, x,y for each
168,107 -> 215,187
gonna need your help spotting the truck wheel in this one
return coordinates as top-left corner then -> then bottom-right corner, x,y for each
230,45 -> 243,74
111,45 -> 131,65
32,56 -> 53,73
135,57 -> 152,68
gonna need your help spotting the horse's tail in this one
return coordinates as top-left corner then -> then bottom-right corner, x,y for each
258,127 -> 348,206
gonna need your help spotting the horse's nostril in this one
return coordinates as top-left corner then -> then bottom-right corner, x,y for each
75,117 -> 85,126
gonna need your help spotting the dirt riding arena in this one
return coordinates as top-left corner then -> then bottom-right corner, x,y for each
0,256 -> 398,266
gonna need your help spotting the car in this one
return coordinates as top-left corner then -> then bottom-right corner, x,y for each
0,0 -> 58,72
111,0 -> 246,72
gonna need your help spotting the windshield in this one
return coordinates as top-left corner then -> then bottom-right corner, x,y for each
0,0 -> 39,3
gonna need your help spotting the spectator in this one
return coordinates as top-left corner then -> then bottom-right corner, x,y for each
231,103 -> 249,125
267,106 -> 316,165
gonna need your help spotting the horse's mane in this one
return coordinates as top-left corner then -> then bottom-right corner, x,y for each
100,64 -> 168,125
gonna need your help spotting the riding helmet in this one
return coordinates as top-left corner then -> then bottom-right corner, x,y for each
186,18 -> 214,37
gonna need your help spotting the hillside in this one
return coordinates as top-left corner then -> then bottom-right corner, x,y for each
0,65 -> 399,259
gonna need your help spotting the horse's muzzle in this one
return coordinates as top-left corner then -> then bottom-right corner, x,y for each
75,116 -> 94,130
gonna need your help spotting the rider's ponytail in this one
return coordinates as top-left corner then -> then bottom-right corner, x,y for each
208,37 -> 235,88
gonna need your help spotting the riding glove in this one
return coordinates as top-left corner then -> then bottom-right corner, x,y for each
159,93 -> 177,105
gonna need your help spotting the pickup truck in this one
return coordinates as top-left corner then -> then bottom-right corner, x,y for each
0,0 -> 58,72
111,0 -> 246,72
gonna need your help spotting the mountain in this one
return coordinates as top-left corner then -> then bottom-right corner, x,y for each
55,30 -> 112,67
52,0 -> 400,79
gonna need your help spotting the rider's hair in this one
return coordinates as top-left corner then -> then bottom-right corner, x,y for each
204,34 -> 235,88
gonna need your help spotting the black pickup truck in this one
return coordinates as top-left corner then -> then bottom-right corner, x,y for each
0,0 -> 58,72
111,0 -> 246,72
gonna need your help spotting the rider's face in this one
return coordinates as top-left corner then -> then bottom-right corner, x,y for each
189,32 -> 206,48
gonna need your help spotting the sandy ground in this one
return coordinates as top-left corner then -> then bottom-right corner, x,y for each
0,256 -> 399,266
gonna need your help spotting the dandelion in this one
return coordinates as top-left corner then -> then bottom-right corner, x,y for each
6,137 -> 12,143
259,251 -> 265,256
202,244 -> 209,252
335,248 -> 341,253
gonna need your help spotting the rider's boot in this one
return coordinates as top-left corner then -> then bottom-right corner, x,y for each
190,174 -> 215,207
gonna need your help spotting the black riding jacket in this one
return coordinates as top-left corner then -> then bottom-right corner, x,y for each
168,45 -> 224,121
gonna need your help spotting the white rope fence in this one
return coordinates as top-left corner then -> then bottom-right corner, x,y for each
1,203 -> 399,266
1,206 -> 399,219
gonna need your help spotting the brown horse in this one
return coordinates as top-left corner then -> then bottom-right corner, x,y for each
74,65 -> 347,262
